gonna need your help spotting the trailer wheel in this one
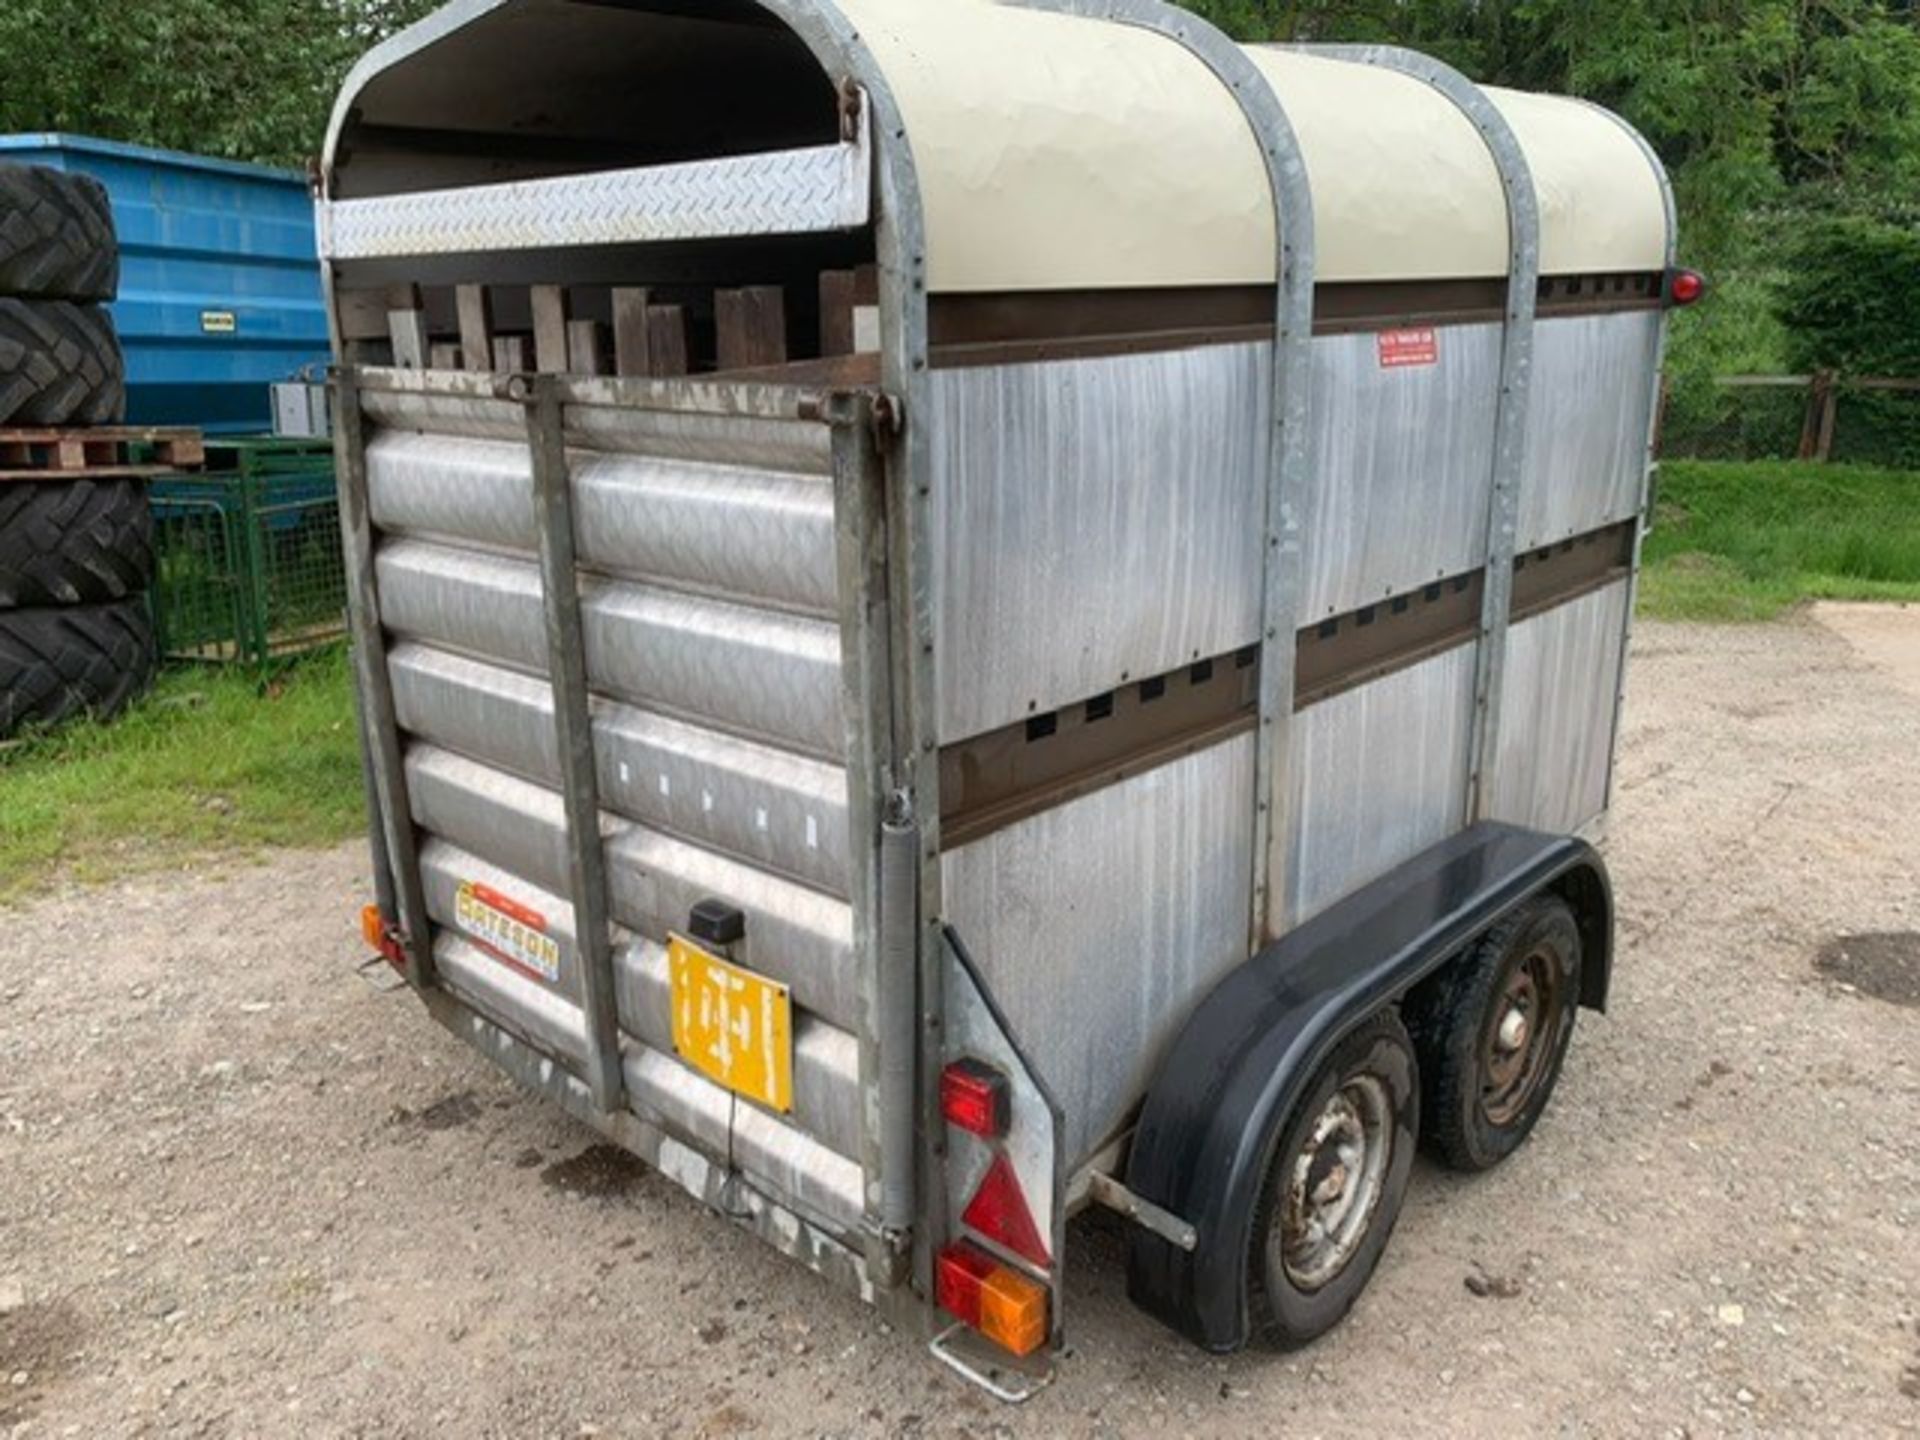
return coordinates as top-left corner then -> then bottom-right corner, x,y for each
1249,1009 -> 1417,1348
0,298 -> 125,427
1407,895 -> 1581,1173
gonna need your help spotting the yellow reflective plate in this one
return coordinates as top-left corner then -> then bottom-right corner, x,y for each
667,934 -> 793,1114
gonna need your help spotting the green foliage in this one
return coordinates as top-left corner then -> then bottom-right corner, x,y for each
1776,217 -> 1920,465
1780,217 -> 1920,375
1180,0 -> 1920,267
0,647 -> 362,903
0,0 -> 437,167
1639,459 -> 1920,619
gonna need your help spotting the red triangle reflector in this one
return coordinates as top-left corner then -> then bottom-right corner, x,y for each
962,1152 -> 1050,1269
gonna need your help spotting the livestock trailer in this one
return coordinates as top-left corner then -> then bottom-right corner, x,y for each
322,0 -> 1698,1394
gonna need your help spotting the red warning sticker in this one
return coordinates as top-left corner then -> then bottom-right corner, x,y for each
1378,327 -> 1440,369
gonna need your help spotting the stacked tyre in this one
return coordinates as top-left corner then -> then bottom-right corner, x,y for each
0,163 -> 154,738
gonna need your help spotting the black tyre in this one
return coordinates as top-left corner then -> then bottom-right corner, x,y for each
1249,1009 -> 1418,1348
1404,896 -> 1582,1174
0,298 -> 125,426
0,164 -> 118,301
0,599 -> 155,737
0,479 -> 154,607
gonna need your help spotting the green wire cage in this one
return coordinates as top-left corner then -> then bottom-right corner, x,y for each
147,438 -> 345,665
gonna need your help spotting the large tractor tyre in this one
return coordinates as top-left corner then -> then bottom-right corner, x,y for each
1248,1009 -> 1419,1348
1403,895 -> 1583,1174
0,479 -> 154,607
0,599 -> 155,737
0,299 -> 125,427
0,165 -> 118,301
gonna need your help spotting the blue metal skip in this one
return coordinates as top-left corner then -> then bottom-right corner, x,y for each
0,134 -> 327,433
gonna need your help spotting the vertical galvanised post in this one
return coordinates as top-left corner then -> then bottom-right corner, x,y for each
351,655 -> 398,929
827,389 -> 915,1291
1302,47 -> 1542,824
523,375 -> 626,1117
331,367 -> 434,986
1008,1 -> 1321,946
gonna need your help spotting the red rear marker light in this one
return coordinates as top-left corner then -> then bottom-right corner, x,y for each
936,1241 -> 1049,1358
1668,268 -> 1706,307
940,1058 -> 1010,1138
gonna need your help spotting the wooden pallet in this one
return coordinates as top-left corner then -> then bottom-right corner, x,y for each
0,425 -> 205,482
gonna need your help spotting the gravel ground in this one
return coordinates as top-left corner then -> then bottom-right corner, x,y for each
2,613 -> 1917,1439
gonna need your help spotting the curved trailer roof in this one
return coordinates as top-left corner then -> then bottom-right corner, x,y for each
836,0 -> 1669,289
325,0 -> 1672,290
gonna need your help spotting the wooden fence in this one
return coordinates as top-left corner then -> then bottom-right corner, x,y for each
1717,372 -> 1920,461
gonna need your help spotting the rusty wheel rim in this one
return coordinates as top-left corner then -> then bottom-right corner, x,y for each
1479,943 -> 1566,1127
1276,1074 -> 1392,1292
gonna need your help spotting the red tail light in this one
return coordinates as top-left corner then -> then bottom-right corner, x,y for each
1668,268 -> 1706,307
962,1151 -> 1050,1269
940,1058 -> 1009,1138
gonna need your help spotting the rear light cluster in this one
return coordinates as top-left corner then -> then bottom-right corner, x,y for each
936,1057 -> 1050,1358
360,904 -> 408,969
935,1241 -> 1049,1358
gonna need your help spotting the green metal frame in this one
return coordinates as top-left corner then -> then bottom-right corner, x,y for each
148,437 -> 346,665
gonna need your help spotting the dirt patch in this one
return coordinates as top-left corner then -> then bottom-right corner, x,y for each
541,1142 -> 653,1199
390,1089 -> 484,1132
1814,601 -> 1920,700
0,1298 -> 87,1426
1815,931 -> 1920,1008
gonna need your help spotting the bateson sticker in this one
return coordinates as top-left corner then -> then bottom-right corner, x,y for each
1378,327 -> 1440,369
455,879 -> 561,983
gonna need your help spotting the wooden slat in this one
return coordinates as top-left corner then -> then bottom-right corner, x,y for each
387,309 -> 430,370
819,270 -> 856,357
611,287 -> 652,377
456,285 -> 495,374
566,319 -> 608,376
493,335 -> 531,373
715,285 -> 787,371
155,433 -> 204,467
531,285 -> 570,373
0,425 -> 206,477
337,288 -> 391,342
644,306 -> 688,377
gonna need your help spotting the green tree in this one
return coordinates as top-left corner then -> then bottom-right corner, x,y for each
0,0 -> 436,169
1182,0 -> 1920,259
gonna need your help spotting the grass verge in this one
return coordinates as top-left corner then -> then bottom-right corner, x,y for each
1640,460 -> 1920,621
0,646 -> 362,904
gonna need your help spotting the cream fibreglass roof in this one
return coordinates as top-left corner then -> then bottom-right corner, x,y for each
1486,86 -> 1670,274
837,0 -> 1668,290
836,0 -> 1277,291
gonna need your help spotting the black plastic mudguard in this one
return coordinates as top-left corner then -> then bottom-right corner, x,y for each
1124,821 -> 1613,1351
